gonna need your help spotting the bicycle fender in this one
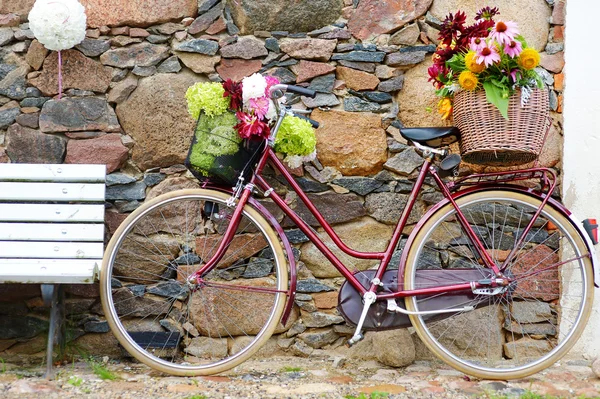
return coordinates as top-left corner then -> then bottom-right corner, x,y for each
397,185 -> 599,287
246,197 -> 298,325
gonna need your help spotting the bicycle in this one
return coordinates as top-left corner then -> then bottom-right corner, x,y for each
100,84 -> 597,380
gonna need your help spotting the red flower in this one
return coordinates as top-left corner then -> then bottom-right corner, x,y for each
234,112 -> 271,139
475,6 -> 499,21
223,79 -> 243,111
438,10 -> 467,46
428,63 -> 447,89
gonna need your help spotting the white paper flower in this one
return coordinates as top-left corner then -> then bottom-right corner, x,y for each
242,73 -> 268,104
29,0 -> 87,51
284,151 -> 316,169
265,99 -> 277,121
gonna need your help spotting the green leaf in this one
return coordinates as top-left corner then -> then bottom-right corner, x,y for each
446,53 -> 466,73
483,81 -> 509,119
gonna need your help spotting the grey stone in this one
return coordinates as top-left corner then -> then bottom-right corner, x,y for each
298,328 -> 339,348
308,73 -> 335,93
302,93 -> 339,108
549,90 -> 558,111
332,177 -> 383,196
289,340 -> 313,357
189,2 -> 225,35
220,36 -> 268,59
337,60 -> 376,73
243,258 -> 273,278
25,87 -> 42,97
297,279 -> 335,293
296,299 -> 317,312
363,91 -> 392,104
545,42 -> 564,55
151,22 -> 185,35
277,336 -> 295,349
301,311 -> 344,328
19,96 -> 49,108
227,0 -> 342,34
387,138 -> 408,152
40,97 -> 120,133
265,37 -> 280,53
146,34 -> 169,44
114,201 -> 141,212
384,148 -> 423,175
318,29 -> 351,40
198,0 -> 220,13
100,43 -> 170,68
132,65 -> 157,77
147,281 -> 189,300
331,51 -> 386,63
353,43 -> 378,52
385,51 -> 427,67
106,181 -> 147,201
425,11 -> 442,29
84,320 -> 109,333
535,67 -> 554,85
336,43 -> 354,52
173,253 -> 202,265
285,229 -> 309,244
173,39 -> 219,55
294,177 -> 329,193
399,45 -> 436,53
0,315 -> 47,339
276,59 -> 298,67
0,107 -> 20,129
6,124 -> 66,163
510,302 -> 553,323
378,75 -> 405,93
0,28 -> 13,46
112,68 -> 129,82
108,75 -> 138,104
268,67 -> 296,84
15,112 -> 39,129
106,172 -> 137,186
389,23 -> 420,46
282,192 -> 365,228
365,192 -> 424,225
143,173 -> 166,186
344,97 -> 381,112
76,39 -> 110,57
14,28 -> 34,41
0,74 -> 27,100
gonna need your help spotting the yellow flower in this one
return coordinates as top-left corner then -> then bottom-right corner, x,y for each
465,51 -> 485,73
458,71 -> 479,91
518,48 -> 540,70
438,98 -> 452,120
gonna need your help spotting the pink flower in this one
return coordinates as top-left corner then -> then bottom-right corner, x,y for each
264,75 -> 280,96
234,111 -> 271,139
503,40 -> 523,58
508,68 -> 521,83
247,96 -> 270,119
490,20 -> 519,45
469,37 -> 486,51
476,44 -> 501,67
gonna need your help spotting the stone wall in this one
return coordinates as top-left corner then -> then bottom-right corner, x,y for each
0,0 -> 565,366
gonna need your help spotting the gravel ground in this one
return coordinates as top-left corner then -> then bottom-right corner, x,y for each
1,350 -> 599,398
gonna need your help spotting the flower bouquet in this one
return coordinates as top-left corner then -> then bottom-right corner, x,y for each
429,7 -> 549,165
185,73 -> 317,186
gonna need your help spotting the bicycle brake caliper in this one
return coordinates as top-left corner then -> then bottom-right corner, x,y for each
226,177 -> 245,207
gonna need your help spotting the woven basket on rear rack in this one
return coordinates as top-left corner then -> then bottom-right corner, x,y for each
453,88 -> 550,166
185,111 -> 264,187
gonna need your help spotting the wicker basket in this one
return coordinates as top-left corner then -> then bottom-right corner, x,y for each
453,88 -> 550,166
185,111 -> 264,187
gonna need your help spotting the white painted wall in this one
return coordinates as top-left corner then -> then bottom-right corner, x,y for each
563,0 -> 600,357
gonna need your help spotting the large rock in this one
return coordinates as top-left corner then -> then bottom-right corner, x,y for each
220,36 -> 268,59
282,192 -> 365,228
348,0 -> 433,40
279,38 -> 337,62
79,0 -> 197,28
39,97 -> 120,133
5,124 -> 66,163
113,235 -> 180,284
301,217 -> 393,277
396,60 -> 445,128
312,109 -> 387,176
429,0 -> 550,51
116,71 -> 198,170
0,0 -> 35,17
0,51 -> 30,100
65,134 -> 129,173
226,0 -> 343,34
100,43 -> 170,68
30,50 -> 111,96
373,329 -> 416,367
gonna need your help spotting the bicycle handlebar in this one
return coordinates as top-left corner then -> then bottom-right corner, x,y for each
269,84 -> 317,99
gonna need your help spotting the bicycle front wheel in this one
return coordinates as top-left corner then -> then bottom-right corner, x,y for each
404,190 -> 594,380
100,189 -> 288,376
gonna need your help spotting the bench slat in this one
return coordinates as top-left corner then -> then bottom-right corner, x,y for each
0,241 -> 104,258
0,182 -> 105,202
0,259 -> 99,283
0,204 -> 105,222
0,223 -> 104,241
0,164 -> 105,183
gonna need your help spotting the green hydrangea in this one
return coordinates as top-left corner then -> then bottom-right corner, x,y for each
186,82 -> 230,119
274,115 -> 316,156
188,112 -> 242,177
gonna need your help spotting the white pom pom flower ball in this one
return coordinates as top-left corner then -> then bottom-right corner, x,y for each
28,0 -> 87,51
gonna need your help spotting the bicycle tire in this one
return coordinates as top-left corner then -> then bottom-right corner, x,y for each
404,190 -> 594,380
100,189 -> 288,376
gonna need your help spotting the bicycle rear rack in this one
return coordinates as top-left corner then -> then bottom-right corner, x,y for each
446,167 -> 557,196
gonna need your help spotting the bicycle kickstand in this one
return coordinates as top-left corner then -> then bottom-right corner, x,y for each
347,291 -> 376,346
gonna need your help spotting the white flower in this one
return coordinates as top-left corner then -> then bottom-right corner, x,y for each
284,151 -> 317,169
242,73 -> 268,104
29,0 -> 87,51
265,100 -> 277,121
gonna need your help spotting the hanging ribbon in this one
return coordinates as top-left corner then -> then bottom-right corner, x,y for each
57,50 -> 63,100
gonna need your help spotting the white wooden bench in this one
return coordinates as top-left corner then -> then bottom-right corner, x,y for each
0,163 -> 106,377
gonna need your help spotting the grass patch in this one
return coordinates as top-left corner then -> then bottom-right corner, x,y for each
87,359 -> 118,381
345,392 -> 389,399
280,366 -> 303,373
482,391 -> 600,399
67,375 -> 84,387
184,396 -> 207,399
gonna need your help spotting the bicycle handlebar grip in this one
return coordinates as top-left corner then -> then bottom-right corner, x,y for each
295,114 -> 320,129
285,85 -> 317,98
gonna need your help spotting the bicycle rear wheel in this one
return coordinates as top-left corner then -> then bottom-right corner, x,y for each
100,189 -> 288,376
404,190 -> 594,380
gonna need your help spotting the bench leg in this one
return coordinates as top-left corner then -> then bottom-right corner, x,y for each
41,284 -> 65,380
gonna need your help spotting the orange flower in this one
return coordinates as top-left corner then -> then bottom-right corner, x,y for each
518,48 -> 540,70
438,98 -> 453,120
465,51 -> 485,73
